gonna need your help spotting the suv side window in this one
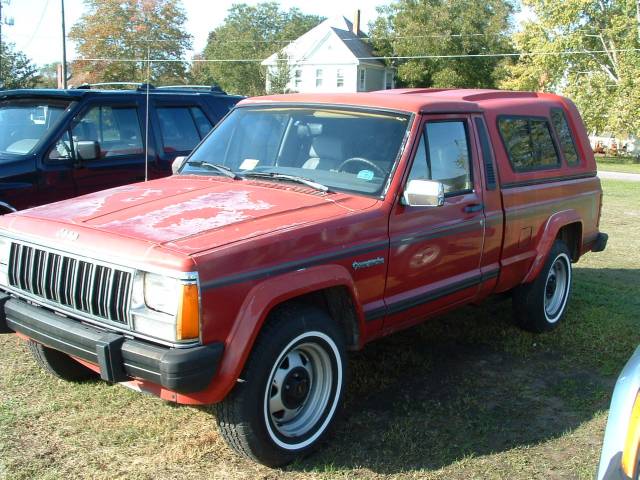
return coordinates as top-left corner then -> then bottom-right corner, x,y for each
157,106 -> 211,153
550,108 -> 580,166
49,105 -> 143,161
407,120 -> 472,195
498,117 -> 560,171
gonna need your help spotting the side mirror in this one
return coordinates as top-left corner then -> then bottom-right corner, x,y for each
402,179 -> 445,207
172,156 -> 187,174
75,140 -> 100,161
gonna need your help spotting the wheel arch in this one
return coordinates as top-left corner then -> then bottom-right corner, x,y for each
522,210 -> 583,284
193,264 -> 364,404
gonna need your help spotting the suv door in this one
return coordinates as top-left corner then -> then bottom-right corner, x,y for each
384,115 -> 486,331
49,99 -> 148,195
150,101 -> 214,178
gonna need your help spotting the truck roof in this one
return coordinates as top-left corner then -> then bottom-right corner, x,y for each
240,88 -> 568,115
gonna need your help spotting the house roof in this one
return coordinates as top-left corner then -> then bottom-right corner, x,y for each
330,27 -> 384,66
262,16 -> 386,67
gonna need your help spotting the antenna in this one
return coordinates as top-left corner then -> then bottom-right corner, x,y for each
144,45 -> 151,182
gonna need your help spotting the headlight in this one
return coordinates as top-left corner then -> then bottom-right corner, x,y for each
0,237 -> 11,286
131,271 -> 200,343
144,273 -> 180,315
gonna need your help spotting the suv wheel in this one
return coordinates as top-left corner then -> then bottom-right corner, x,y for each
215,304 -> 346,467
513,239 -> 573,332
28,341 -> 98,382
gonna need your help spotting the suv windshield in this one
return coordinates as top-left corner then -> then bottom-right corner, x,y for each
0,99 -> 70,158
182,106 -> 410,196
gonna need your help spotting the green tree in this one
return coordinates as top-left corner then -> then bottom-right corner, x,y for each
36,62 -> 60,88
0,41 -> 39,89
369,0 -> 515,89
502,0 -> 640,136
267,52 -> 296,93
68,0 -> 192,85
194,3 -> 322,96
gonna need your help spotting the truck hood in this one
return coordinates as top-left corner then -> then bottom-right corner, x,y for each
15,175 -> 378,254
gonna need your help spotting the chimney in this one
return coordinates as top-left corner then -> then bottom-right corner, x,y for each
353,9 -> 361,35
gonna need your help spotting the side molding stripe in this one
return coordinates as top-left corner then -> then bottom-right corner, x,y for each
364,268 -> 499,322
201,239 -> 389,290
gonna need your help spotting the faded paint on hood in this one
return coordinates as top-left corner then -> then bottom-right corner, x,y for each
19,176 -> 378,254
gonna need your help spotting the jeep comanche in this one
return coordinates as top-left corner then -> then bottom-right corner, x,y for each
0,89 -> 607,466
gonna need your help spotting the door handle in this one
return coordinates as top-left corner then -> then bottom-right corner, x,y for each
463,203 -> 484,213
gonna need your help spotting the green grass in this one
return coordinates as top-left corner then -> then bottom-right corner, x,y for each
597,156 -> 640,174
1,179 -> 639,479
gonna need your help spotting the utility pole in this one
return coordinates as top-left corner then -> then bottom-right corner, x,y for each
61,0 -> 68,89
0,0 -> 15,88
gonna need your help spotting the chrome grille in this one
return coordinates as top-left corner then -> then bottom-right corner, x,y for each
8,243 -> 132,325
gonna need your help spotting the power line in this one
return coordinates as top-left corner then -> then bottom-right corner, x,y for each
70,47 -> 640,64
20,0 -> 49,49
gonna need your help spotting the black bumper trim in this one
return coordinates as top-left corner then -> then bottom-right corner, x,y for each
0,293 -> 12,333
2,294 -> 223,394
591,232 -> 608,252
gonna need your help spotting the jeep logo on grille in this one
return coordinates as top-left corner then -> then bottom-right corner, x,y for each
56,228 -> 79,241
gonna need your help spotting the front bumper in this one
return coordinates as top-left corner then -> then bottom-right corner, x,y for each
0,293 -> 223,394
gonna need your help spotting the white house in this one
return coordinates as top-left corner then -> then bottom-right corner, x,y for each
262,12 -> 395,93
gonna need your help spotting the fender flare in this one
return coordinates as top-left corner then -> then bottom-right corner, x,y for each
184,264 -> 363,404
522,209 -> 582,284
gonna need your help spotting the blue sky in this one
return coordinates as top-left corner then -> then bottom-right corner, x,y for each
3,0 -> 530,67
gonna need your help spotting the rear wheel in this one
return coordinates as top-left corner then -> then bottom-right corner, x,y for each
28,341 -> 98,382
513,240 -> 573,333
215,304 -> 346,467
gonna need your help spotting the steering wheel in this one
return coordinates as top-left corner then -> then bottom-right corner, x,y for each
337,157 -> 386,177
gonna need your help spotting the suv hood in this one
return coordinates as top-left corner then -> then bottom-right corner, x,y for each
15,176 -> 378,254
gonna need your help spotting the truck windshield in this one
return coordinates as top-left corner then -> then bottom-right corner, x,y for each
182,106 -> 411,196
0,99 -> 70,158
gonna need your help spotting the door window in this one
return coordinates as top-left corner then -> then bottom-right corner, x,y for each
49,105 -> 143,161
407,120 -> 473,195
72,106 -> 142,158
157,106 -> 211,153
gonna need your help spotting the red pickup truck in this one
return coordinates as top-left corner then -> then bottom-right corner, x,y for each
0,89 -> 607,466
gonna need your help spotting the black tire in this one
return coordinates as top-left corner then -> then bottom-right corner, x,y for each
215,303 -> 346,467
513,239 -> 573,333
28,340 -> 98,382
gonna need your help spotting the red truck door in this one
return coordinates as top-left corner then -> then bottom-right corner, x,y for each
383,114 -> 487,332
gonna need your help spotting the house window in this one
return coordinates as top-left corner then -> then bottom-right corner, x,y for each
316,69 -> 323,88
336,69 -> 344,88
385,70 -> 393,89
294,69 -> 302,89
359,68 -> 366,90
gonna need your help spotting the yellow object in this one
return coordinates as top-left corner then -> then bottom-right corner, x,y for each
176,284 -> 199,341
622,391 -> 640,478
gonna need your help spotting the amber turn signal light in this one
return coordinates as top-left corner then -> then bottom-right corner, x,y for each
176,283 -> 200,340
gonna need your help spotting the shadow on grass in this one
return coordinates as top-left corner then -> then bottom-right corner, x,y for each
290,266 -> 639,474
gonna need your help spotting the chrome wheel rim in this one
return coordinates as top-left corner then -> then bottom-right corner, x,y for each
544,254 -> 570,321
266,340 -> 334,439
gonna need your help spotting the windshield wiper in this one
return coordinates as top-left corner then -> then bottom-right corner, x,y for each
185,161 -> 240,179
241,172 -> 330,192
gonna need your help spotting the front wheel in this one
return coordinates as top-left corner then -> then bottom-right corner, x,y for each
513,239 -> 573,333
215,304 -> 346,467
28,340 -> 98,382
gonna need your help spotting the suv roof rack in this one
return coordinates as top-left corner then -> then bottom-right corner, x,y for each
156,85 -> 227,94
74,82 -> 156,91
